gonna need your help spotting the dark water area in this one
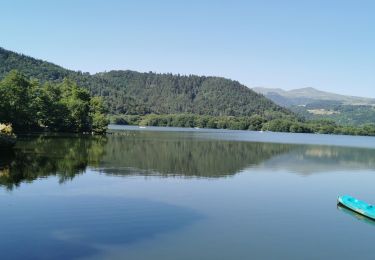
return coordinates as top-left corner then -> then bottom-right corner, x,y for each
1,126 -> 375,259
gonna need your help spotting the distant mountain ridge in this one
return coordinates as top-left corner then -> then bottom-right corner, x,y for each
0,47 -> 292,118
253,87 -> 375,107
253,87 -> 375,126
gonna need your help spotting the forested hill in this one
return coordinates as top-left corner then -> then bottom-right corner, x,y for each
0,47 -> 292,117
89,71 -> 293,117
0,47 -> 74,81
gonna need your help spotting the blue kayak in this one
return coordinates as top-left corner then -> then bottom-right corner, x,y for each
337,195 -> 375,220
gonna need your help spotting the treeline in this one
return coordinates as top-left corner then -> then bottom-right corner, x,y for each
262,119 -> 375,136
0,70 -> 109,134
111,114 -> 288,131
111,114 -> 375,136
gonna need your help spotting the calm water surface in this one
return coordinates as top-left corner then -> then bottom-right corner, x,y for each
1,126 -> 375,259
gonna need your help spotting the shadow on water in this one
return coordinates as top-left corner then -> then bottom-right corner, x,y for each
337,204 -> 375,227
0,196 -> 202,259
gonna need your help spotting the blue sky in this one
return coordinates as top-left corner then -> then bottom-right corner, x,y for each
1,0 -> 374,97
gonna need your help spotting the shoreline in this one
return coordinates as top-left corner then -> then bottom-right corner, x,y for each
108,125 -> 375,149
109,121 -> 375,138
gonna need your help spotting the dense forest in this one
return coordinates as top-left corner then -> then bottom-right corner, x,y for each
0,47 -> 292,118
0,70 -> 108,135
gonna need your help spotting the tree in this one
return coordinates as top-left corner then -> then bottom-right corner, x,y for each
0,70 -> 37,131
0,71 -> 109,134
90,97 -> 109,134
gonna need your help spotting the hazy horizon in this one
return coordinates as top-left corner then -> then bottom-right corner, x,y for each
1,0 -> 374,97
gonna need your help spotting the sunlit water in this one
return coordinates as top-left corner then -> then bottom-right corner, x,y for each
1,126 -> 375,259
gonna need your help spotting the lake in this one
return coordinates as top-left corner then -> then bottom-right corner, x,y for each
1,126 -> 375,259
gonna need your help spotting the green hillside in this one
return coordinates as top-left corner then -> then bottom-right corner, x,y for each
1,47 -> 375,136
0,47 -> 292,118
291,101 -> 375,126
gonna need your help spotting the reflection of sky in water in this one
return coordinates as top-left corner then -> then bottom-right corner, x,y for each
0,194 -> 201,259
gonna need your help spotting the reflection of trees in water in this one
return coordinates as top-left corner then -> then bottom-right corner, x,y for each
0,135 -> 107,190
101,132 -> 375,177
2,130 -> 375,189
303,146 -> 375,167
258,145 -> 375,175
0,132 -> 295,189
100,133 -> 294,177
